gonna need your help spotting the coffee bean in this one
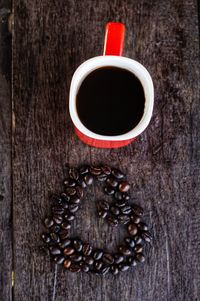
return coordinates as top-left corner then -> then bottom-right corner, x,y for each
134,235 -> 143,245
118,263 -> 130,271
77,177 -> 87,189
110,265 -> 119,275
66,187 -> 76,196
115,199 -> 127,207
90,166 -> 102,176
104,186 -> 115,195
50,247 -> 61,256
137,222 -> 148,232
52,205 -> 64,215
121,205 -> 132,215
112,169 -> 125,180
51,224 -> 61,233
101,165 -> 112,176
50,233 -> 60,243
76,186 -> 84,198
107,216 -> 118,226
70,254 -> 82,262
106,177 -> 118,188
59,239 -> 71,249
73,239 -> 83,252
53,215 -> 63,224
83,256 -> 94,265
63,179 -> 76,187
80,262 -> 90,272
132,204 -> 144,216
84,174 -> 93,185
54,255 -> 65,264
69,204 -> 79,213
127,256 -> 137,266
118,214 -> 130,225
60,193 -> 70,202
119,181 -> 130,193
61,202 -> 69,209
79,165 -> 89,175
63,259 -> 72,269
82,243 -> 92,256
135,253 -> 145,263
61,222 -> 71,230
110,206 -> 120,216
128,223 -> 138,236
64,213 -> 75,221
134,244 -> 143,253
98,200 -> 109,211
70,196 -> 81,204
130,214 -> 141,224
101,266 -> 110,275
124,237 -> 135,248
69,168 -> 79,180
122,193 -> 130,201
63,247 -> 75,256
97,174 -> 107,182
59,230 -> 69,240
114,191 -> 123,200
103,253 -> 114,265
94,261 -> 103,270
141,231 -> 152,243
50,194 -> 62,204
114,254 -> 124,264
119,245 -> 132,256
93,249 -> 104,260
41,233 -> 51,244
98,210 -> 108,219
44,217 -> 54,228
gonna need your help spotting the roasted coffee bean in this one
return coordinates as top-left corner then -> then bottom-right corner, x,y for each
119,245 -> 132,256
114,191 -> 123,200
83,256 -> 94,265
54,255 -> 65,264
94,261 -> 103,270
110,265 -> 119,275
80,262 -> 90,272
69,168 -> 79,180
84,174 -> 93,185
77,177 -> 87,189
98,210 -> 108,219
103,253 -> 114,265
59,230 -> 69,240
69,204 -> 79,213
61,221 -> 71,230
59,239 -> 71,249
101,165 -> 112,175
66,187 -> 76,196
76,186 -> 84,198
132,204 -> 144,216
110,206 -> 120,216
63,179 -> 76,187
50,194 -> 62,204
119,181 -> 130,193
107,216 -> 118,226
121,205 -> 132,215
137,222 -> 148,232
118,263 -> 130,272
97,174 -> 107,182
101,266 -> 110,275
134,235 -> 143,245
124,237 -> 135,248
112,168 -> 125,179
51,224 -> 61,233
93,249 -> 104,260
61,202 -> 69,209
104,186 -> 115,195
60,193 -> 70,202
106,177 -> 118,188
63,259 -> 72,269
63,247 -> 75,256
50,247 -> 61,256
141,231 -> 152,243
70,196 -> 81,204
64,213 -> 75,221
53,215 -> 63,224
128,223 -> 138,236
115,199 -> 127,207
82,243 -> 92,256
98,200 -> 109,211
135,253 -> 145,263
127,256 -> 137,266
122,193 -> 130,201
134,244 -> 143,253
50,232 -> 60,243
52,205 -> 64,215
73,239 -> 83,252
70,254 -> 82,262
44,217 -> 54,228
130,214 -> 141,224
90,166 -> 102,176
114,254 -> 124,264
118,214 -> 130,225
79,165 -> 89,175
41,233 -> 51,244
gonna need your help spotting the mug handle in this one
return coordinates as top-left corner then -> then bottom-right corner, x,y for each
103,22 -> 125,56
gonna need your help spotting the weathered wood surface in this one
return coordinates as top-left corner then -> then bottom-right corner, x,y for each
0,0 -> 12,300
1,0 -> 199,300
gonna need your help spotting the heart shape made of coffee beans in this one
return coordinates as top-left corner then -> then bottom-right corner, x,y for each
41,165 -> 153,275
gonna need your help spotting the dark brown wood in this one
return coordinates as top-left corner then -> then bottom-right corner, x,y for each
0,0 -> 12,300
12,0 -> 200,301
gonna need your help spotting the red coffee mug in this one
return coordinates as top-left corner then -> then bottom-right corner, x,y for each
69,22 -> 154,148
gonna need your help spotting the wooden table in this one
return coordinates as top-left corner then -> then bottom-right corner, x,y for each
0,0 -> 199,300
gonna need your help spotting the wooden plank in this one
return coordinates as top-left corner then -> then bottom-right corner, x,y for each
0,0 -> 12,300
12,0 -> 200,300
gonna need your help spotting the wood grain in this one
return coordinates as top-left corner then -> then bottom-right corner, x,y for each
0,0 -> 12,300
12,0 -> 200,301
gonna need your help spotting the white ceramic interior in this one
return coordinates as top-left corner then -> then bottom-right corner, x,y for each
69,56 -> 154,141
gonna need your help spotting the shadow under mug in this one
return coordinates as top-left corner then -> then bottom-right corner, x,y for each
69,22 -> 154,148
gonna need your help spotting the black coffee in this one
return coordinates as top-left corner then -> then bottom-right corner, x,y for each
76,67 -> 145,136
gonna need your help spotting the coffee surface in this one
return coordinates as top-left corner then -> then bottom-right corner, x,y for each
76,67 -> 145,136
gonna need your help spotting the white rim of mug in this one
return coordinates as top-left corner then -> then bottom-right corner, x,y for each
69,56 -> 154,141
